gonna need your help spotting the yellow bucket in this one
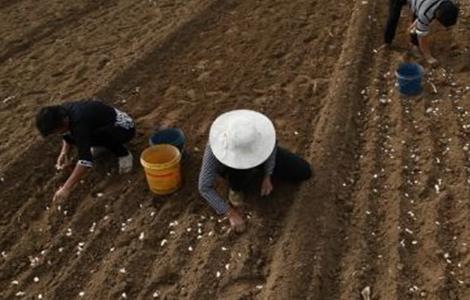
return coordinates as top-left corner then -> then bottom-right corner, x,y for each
140,144 -> 182,195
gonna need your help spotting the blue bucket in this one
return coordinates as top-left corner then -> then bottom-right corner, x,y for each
395,63 -> 424,96
149,128 -> 185,152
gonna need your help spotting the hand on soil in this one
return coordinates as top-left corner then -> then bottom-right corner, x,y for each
426,56 -> 439,68
227,208 -> 246,233
376,43 -> 390,53
260,176 -> 273,197
361,286 -> 371,300
53,186 -> 71,202
55,152 -> 68,170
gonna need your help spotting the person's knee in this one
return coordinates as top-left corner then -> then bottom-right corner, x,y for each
285,160 -> 312,182
299,163 -> 313,181
228,177 -> 245,192
229,185 -> 244,192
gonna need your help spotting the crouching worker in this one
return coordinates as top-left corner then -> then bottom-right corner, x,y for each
198,110 -> 311,233
384,0 -> 459,66
36,99 -> 136,202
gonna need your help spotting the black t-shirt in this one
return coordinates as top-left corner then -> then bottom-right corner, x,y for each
62,100 -> 130,167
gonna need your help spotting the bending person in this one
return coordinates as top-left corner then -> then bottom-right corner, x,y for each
198,109 -> 311,232
384,0 -> 459,66
36,99 -> 135,202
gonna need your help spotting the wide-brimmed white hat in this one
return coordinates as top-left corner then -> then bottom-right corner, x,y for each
209,109 -> 276,169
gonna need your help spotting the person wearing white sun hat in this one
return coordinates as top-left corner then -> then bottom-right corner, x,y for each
198,109 -> 312,233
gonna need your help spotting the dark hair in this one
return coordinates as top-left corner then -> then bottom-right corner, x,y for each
436,1 -> 459,27
35,105 -> 68,137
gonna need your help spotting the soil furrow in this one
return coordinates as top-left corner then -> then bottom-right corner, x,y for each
0,0 -> 116,64
1,0 -> 469,299
262,0 -> 374,298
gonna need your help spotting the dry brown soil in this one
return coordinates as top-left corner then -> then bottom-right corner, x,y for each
1,0 -> 470,299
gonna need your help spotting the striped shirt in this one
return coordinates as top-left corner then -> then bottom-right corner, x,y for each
198,144 -> 277,215
408,0 -> 445,35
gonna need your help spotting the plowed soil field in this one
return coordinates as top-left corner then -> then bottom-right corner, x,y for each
1,0 -> 470,299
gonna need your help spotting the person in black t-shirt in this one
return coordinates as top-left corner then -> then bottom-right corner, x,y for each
36,99 -> 136,202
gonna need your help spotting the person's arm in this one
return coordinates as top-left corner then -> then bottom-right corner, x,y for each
261,147 -> 277,196
384,0 -> 406,44
53,163 -> 89,202
417,35 -> 437,64
63,163 -> 88,190
263,146 -> 277,176
56,140 -> 71,170
198,145 -> 230,215
408,19 -> 418,32
61,139 -> 71,154
415,17 -> 438,65
54,126 -> 93,201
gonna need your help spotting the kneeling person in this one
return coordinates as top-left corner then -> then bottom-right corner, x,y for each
198,109 -> 312,232
36,99 -> 136,202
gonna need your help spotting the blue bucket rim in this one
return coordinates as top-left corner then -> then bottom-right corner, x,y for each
152,127 -> 185,137
149,127 -> 185,147
395,63 -> 424,80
